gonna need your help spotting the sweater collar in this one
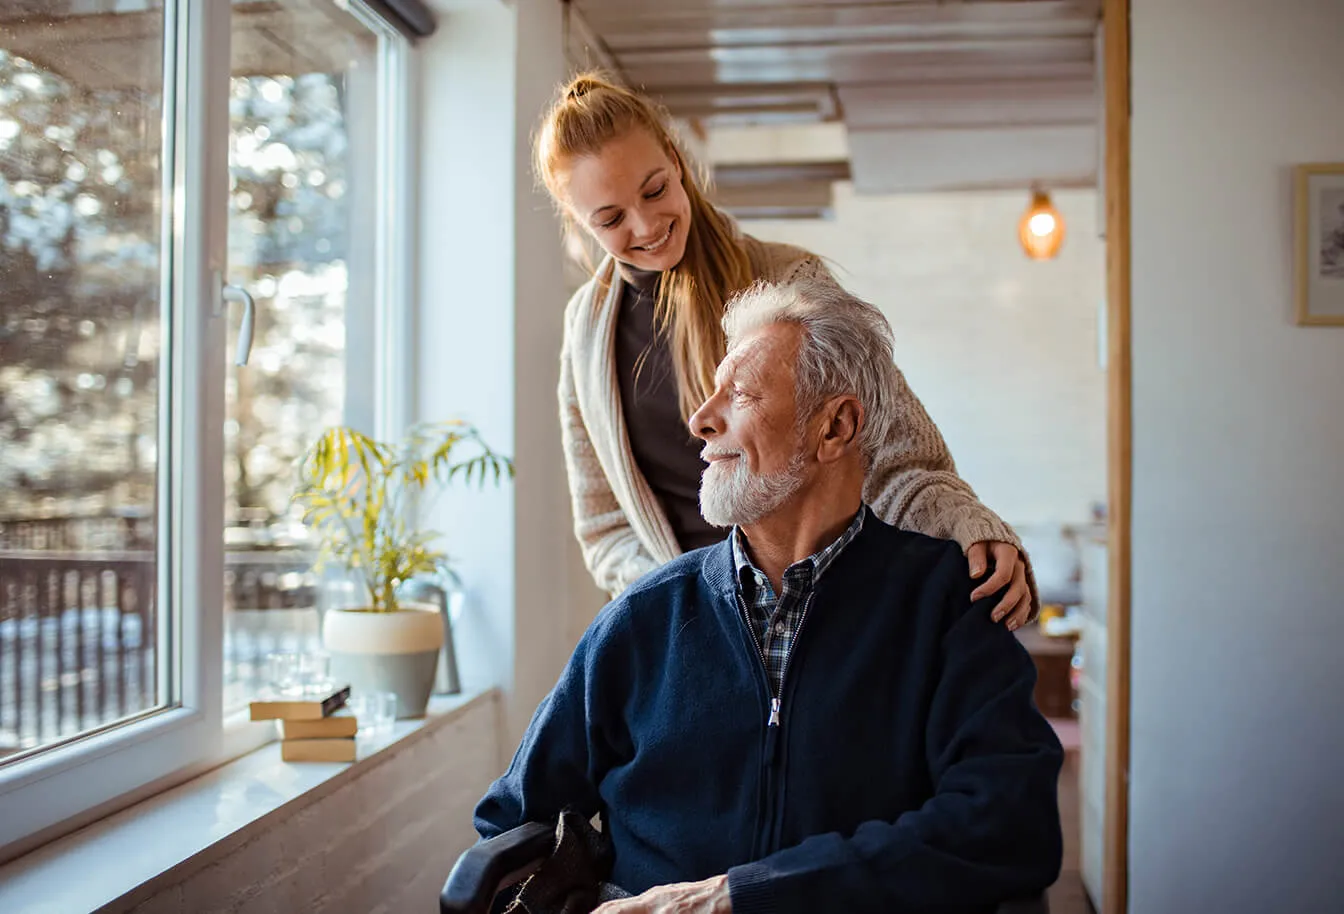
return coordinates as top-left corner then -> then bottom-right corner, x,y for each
730,507 -> 866,596
704,505 -> 875,602
617,261 -> 662,293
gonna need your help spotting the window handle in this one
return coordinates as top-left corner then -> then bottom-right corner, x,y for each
220,281 -> 256,367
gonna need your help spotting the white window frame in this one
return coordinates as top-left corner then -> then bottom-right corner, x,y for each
375,21 -> 416,444
216,0 -> 414,752
0,0 -> 415,858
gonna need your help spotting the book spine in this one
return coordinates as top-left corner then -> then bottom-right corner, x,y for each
320,685 -> 352,716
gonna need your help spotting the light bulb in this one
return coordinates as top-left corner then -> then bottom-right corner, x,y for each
1018,188 -> 1065,260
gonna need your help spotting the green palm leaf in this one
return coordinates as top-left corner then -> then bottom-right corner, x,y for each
292,420 -> 513,611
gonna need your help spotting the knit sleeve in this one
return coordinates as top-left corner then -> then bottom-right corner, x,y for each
787,255 -> 1039,616
474,607 -> 622,840
557,303 -> 661,598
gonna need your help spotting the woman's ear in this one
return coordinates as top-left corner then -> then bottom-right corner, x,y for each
817,396 -> 863,463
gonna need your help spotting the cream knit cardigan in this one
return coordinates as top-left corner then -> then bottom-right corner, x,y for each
558,233 -> 1034,602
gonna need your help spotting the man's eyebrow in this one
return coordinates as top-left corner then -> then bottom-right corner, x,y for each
715,346 -> 748,386
713,361 -> 733,388
734,363 -> 762,390
588,167 -> 665,220
731,340 -> 768,383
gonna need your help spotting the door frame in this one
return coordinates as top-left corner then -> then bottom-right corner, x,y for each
1102,0 -> 1132,912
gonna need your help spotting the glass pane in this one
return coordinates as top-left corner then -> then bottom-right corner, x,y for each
223,0 -> 386,711
0,4 -> 167,762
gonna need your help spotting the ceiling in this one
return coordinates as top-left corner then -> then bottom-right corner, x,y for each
565,0 -> 1104,210
1,0 -> 1104,217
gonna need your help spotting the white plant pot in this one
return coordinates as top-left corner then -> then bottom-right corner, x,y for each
322,603 -> 444,719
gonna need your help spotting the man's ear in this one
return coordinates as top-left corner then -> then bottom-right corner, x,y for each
816,396 -> 863,464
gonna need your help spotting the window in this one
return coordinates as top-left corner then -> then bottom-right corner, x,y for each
0,0 -> 169,765
0,0 -> 413,854
222,0 -> 404,713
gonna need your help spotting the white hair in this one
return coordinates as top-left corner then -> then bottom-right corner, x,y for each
721,279 -> 898,468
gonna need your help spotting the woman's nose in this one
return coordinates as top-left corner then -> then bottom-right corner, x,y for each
628,207 -> 657,241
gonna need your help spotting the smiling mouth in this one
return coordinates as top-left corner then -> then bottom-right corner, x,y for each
702,451 -> 739,464
633,220 -> 675,253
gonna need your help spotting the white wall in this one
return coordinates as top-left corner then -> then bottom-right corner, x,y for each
742,184 -> 1107,528
510,0 -> 604,745
1130,2 -> 1344,910
416,0 -> 580,754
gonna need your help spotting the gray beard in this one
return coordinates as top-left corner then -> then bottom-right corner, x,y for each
699,451 -> 806,528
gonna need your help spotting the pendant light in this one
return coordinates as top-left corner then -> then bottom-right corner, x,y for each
1018,186 -> 1065,260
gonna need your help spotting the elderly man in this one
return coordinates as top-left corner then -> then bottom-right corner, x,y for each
475,280 -> 1063,914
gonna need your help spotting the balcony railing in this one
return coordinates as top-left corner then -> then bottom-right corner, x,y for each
0,551 -> 155,758
0,515 -> 320,760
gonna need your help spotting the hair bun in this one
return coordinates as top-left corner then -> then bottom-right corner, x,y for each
564,72 -> 613,102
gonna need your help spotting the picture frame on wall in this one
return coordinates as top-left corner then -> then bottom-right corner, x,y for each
1295,162 -> 1344,326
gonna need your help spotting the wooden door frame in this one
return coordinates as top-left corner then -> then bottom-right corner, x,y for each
1102,0 -> 1131,912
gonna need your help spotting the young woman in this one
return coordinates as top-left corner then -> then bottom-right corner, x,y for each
538,72 -> 1036,629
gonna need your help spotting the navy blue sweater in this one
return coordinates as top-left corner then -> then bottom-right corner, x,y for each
475,512 -> 1063,913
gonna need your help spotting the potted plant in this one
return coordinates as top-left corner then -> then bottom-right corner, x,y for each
293,421 -> 512,718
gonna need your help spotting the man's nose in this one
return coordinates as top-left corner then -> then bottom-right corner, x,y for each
688,396 -> 719,442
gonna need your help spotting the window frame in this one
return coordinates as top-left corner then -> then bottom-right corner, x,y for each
374,23 -> 416,444
0,0 -> 416,859
217,0 -> 415,745
0,0 -> 229,854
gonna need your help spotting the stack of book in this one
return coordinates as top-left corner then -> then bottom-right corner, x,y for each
249,683 -> 357,762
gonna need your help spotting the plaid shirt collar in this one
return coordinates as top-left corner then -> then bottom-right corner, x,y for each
731,506 -> 867,598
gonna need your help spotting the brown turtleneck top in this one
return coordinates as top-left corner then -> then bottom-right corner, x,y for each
612,266 -> 723,552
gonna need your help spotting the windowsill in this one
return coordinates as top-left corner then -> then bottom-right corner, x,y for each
0,688 -> 495,914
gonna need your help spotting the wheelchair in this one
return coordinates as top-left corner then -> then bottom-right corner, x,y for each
441,820 -> 1050,914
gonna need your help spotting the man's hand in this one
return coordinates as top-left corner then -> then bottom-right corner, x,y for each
593,874 -> 732,914
967,540 -> 1031,631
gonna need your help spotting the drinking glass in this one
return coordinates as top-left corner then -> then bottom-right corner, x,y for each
348,690 -> 396,738
263,651 -> 303,696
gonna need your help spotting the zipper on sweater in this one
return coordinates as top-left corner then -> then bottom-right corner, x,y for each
737,593 -> 779,765
740,587 -> 819,857
737,591 -> 776,862
741,590 -> 818,765
767,592 -> 816,853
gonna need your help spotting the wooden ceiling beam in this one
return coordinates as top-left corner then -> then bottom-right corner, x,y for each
624,57 -> 1095,88
653,82 -> 838,122
606,23 -> 1096,54
846,123 -> 1097,194
713,159 -> 852,186
576,0 -> 1100,19
616,34 -> 1095,66
838,78 -> 1096,129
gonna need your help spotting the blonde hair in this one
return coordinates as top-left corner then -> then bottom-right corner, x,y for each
535,71 -> 755,420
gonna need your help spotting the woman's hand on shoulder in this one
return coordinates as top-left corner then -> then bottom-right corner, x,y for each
966,541 -> 1032,631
